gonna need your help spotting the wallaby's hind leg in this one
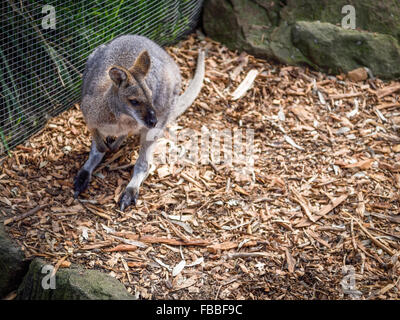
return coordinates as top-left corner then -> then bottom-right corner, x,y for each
119,132 -> 157,211
74,139 -> 105,198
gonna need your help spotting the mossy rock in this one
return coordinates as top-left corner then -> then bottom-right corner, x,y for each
292,21 -> 400,79
270,21 -> 313,66
203,0 -> 400,79
282,0 -> 400,42
0,224 -> 29,298
17,258 -> 135,300
203,0 -> 279,55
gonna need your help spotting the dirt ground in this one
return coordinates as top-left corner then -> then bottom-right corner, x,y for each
1,33 -> 400,300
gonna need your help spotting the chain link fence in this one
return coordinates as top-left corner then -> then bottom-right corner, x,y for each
0,0 -> 203,155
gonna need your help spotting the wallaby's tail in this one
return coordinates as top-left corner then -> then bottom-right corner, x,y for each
170,50 -> 205,121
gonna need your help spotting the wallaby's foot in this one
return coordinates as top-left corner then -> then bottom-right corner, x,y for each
119,187 -> 138,211
74,169 -> 91,198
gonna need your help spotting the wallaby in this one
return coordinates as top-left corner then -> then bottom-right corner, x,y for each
74,35 -> 205,211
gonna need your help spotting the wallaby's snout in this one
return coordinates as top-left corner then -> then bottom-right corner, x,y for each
145,108 -> 157,128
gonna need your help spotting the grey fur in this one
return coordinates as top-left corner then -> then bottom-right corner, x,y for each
74,35 -> 205,210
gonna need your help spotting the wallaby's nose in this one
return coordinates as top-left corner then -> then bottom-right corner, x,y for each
145,109 -> 157,128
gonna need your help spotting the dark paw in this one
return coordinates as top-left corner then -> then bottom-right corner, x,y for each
105,136 -> 115,150
119,187 -> 139,211
73,169 -> 90,198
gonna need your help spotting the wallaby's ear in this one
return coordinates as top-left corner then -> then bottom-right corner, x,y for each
109,66 -> 127,87
130,50 -> 151,78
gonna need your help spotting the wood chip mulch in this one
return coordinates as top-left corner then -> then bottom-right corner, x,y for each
1,33 -> 400,300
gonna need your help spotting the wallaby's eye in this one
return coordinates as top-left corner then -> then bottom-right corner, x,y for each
129,99 -> 140,106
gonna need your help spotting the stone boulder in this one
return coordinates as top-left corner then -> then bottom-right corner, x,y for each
292,21 -> 400,79
0,224 -> 29,298
203,0 -> 400,79
17,258 -> 135,300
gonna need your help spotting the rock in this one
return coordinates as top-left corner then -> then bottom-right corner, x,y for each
292,21 -> 400,79
203,0 -> 278,56
0,224 -> 29,298
347,67 -> 368,82
203,0 -> 400,79
281,0 -> 400,42
17,258 -> 135,300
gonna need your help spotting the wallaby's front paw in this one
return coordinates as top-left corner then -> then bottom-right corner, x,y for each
74,169 -> 90,198
119,187 -> 138,211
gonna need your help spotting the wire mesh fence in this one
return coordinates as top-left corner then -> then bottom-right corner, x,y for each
0,0 -> 203,155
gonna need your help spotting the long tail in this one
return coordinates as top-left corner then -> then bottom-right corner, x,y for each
170,50 -> 205,121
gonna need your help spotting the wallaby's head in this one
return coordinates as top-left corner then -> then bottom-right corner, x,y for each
108,50 -> 157,128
